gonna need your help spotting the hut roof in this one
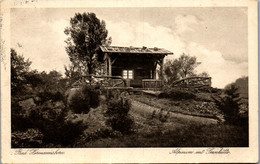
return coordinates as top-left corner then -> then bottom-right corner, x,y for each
100,46 -> 173,55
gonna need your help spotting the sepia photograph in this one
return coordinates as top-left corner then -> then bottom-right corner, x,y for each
1,0 -> 258,163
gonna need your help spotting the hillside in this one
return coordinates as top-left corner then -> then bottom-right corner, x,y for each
234,76 -> 248,99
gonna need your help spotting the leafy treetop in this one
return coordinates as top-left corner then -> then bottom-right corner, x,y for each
64,12 -> 110,75
164,53 -> 207,84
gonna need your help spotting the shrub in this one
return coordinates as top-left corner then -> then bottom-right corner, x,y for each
11,99 -> 35,132
12,128 -> 44,148
30,105 -> 87,146
12,99 -> 87,147
84,128 -> 122,142
212,84 -> 246,125
37,90 -> 64,104
106,115 -> 134,134
106,98 -> 131,116
105,97 -> 134,134
159,88 -> 196,100
82,85 -> 100,108
105,89 -> 121,101
69,89 -> 91,113
69,85 -> 100,114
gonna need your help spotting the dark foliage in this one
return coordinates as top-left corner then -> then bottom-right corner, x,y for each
106,116 -> 134,134
106,97 -> 131,116
11,48 -> 88,147
105,89 -> 121,101
11,49 -> 68,102
11,100 -> 35,132
64,12 -> 110,75
37,91 -> 64,104
212,84 -> 247,126
12,102 -> 87,147
69,89 -> 90,113
234,76 -> 248,98
35,70 -> 68,94
69,85 -> 100,114
12,129 -> 44,148
82,85 -> 100,108
226,76 -> 248,99
84,128 -> 122,142
105,97 -> 134,134
159,87 -> 196,100
164,53 -> 202,84
11,49 -> 32,96
34,109 -> 85,146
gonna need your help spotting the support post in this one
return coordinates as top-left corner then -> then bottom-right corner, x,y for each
104,53 -> 108,75
153,68 -> 156,79
152,62 -> 157,79
107,55 -> 112,76
160,58 -> 164,84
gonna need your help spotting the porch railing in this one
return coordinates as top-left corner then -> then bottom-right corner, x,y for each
142,79 -> 163,89
75,74 -> 128,87
172,76 -> 211,88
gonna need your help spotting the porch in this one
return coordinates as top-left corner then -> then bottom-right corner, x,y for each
97,46 -> 173,88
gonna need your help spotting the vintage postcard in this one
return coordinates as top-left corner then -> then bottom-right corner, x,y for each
1,0 -> 258,163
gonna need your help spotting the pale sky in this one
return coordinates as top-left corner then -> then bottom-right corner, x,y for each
11,7 -> 248,88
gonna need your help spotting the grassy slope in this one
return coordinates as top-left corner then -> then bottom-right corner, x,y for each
129,93 -> 222,119
72,95 -> 248,147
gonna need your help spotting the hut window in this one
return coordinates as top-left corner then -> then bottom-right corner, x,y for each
123,70 -> 133,79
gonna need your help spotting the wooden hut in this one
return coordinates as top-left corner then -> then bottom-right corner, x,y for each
97,46 -> 173,88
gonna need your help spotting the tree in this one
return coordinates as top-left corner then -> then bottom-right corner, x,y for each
11,49 -> 32,95
64,12 -> 110,76
177,53 -> 200,78
64,64 -> 82,79
164,53 -> 201,84
164,59 -> 181,83
36,70 -> 65,92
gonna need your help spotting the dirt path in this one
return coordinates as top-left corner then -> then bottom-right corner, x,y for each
130,99 -> 218,125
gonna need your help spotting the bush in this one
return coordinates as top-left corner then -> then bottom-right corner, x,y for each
106,98 -> 131,116
82,85 -> 100,108
12,128 -> 44,148
37,91 -> 64,103
11,99 -> 35,132
106,115 -> 134,134
84,128 -> 122,142
159,88 -> 196,100
105,97 -> 134,134
31,104 -> 86,146
212,84 -> 247,125
69,89 -> 91,113
11,99 -> 87,147
69,85 -> 100,114
105,89 -> 121,101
